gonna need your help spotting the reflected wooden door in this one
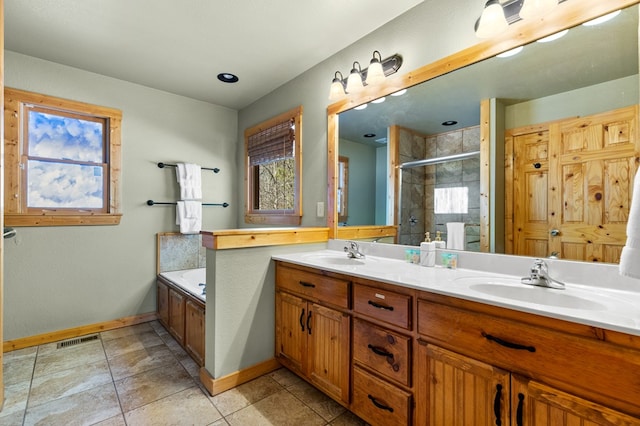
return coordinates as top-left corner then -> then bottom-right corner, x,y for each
507,105 -> 639,262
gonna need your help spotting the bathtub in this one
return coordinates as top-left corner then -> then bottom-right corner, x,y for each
159,268 -> 206,302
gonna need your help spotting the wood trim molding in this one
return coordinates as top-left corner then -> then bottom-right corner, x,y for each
336,225 -> 397,241
2,312 -> 157,352
201,227 -> 329,250
199,358 -> 282,396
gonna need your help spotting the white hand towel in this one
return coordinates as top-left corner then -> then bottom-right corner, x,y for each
176,163 -> 202,200
176,201 -> 202,234
446,222 -> 466,250
620,170 -> 640,279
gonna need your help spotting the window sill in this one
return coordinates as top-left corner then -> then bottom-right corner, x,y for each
5,213 -> 122,227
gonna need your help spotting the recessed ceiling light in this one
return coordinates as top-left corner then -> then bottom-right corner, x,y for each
363,133 -> 376,138
217,73 -> 239,83
442,120 -> 458,126
391,89 -> 407,96
537,29 -> 569,43
496,46 -> 524,58
583,10 -> 621,26
371,97 -> 386,104
355,104 -> 368,110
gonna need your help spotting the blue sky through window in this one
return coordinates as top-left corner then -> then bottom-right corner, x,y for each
27,110 -> 105,209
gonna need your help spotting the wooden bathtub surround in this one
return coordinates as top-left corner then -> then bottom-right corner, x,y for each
274,260 -> 640,425
156,275 -> 205,366
2,312 -> 157,353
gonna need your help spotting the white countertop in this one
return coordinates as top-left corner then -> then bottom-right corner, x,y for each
272,248 -> 640,337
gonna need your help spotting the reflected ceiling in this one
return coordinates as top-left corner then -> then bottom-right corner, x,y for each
339,6 -> 638,145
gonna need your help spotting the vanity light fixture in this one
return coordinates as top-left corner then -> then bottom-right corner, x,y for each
475,0 -> 508,39
329,52 -> 403,100
346,62 -> 365,94
329,71 -> 346,101
475,0 -> 567,38
365,51 -> 386,85
537,29 -> 568,42
519,0 -> 558,21
496,46 -> 524,58
583,10 -> 621,26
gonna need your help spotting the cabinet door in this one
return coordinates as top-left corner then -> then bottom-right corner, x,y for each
511,375 -> 640,426
185,299 -> 205,366
168,288 -> 186,344
307,302 -> 350,404
275,291 -> 307,376
157,281 -> 169,327
416,342 -> 510,426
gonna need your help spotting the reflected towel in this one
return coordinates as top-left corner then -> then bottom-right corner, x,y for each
176,201 -> 202,234
446,222 -> 466,250
620,170 -> 640,279
176,163 -> 202,200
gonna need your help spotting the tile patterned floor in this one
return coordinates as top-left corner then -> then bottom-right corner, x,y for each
1,321 -> 368,426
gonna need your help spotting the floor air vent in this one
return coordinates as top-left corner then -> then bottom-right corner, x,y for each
56,334 -> 100,349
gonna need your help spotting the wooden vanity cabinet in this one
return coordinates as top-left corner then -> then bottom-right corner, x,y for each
416,293 -> 640,425
275,263 -> 351,404
168,287 -> 186,342
350,281 -> 414,425
157,280 -> 170,327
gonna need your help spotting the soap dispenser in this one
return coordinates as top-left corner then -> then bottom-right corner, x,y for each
434,231 -> 446,249
420,232 -> 436,267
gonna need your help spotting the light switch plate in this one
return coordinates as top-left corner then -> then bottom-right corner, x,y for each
316,201 -> 324,217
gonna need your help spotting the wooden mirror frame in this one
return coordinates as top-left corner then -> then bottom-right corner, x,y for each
327,0 -> 639,244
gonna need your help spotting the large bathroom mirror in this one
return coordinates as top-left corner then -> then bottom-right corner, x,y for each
327,0 -> 639,264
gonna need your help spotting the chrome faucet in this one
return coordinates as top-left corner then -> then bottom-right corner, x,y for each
344,241 -> 365,259
521,259 -> 565,289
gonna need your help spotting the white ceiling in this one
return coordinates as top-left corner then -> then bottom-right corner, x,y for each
5,0 -> 424,110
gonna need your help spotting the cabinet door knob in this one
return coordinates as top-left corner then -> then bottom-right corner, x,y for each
550,229 -> 560,237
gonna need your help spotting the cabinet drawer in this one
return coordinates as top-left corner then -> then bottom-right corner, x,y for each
276,265 -> 349,309
353,318 -> 411,387
353,283 -> 411,329
417,299 -> 640,416
351,365 -> 412,426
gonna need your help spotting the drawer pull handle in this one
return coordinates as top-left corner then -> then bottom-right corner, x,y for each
299,308 -> 305,332
482,332 -> 536,352
493,384 -> 502,425
367,344 -> 394,360
307,310 -> 312,335
299,281 -> 316,288
516,393 -> 525,426
368,395 -> 394,413
368,300 -> 394,311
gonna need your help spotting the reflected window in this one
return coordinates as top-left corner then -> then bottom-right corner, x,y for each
434,187 -> 469,214
338,156 -> 349,223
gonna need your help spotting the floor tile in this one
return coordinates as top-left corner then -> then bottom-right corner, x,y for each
124,386 -> 222,426
92,414 -> 127,426
329,410 -> 370,425
28,359 -> 112,408
210,375 -> 284,416
268,368 -> 304,388
102,330 -> 165,359
114,360 -> 195,412
23,382 -> 121,426
0,409 -> 26,426
108,344 -> 177,381
4,355 -> 36,386
100,322 -> 155,342
225,389 -> 326,426
0,380 -> 30,419
287,380 -> 346,421
3,346 -> 38,363
33,340 -> 106,378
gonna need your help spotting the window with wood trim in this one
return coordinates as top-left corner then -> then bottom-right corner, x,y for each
4,88 -> 122,226
245,106 -> 302,225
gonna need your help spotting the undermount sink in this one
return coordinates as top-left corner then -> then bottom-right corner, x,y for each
455,277 -> 606,310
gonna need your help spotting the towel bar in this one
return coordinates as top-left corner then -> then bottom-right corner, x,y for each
157,162 -> 220,173
146,200 -> 229,207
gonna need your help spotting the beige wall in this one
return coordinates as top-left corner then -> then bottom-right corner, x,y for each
4,51 -> 237,340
